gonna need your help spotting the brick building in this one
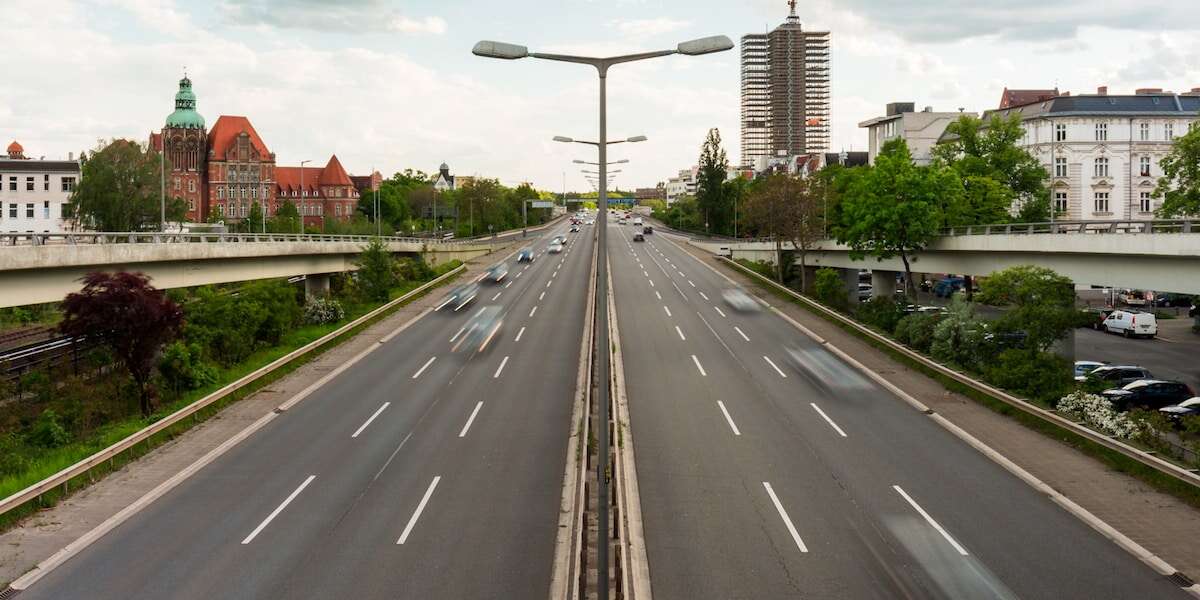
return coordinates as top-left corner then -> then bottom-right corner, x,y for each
275,155 -> 359,228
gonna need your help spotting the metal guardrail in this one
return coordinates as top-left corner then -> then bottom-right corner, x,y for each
717,255 -> 1200,490
941,219 -> 1197,236
0,231 -> 484,247
0,263 -> 466,518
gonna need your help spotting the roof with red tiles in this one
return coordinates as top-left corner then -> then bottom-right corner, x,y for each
318,155 -> 352,186
208,115 -> 271,159
275,166 -> 324,193
999,87 -> 1060,109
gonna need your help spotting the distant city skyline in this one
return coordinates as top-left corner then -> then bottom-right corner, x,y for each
3,0 -> 1198,190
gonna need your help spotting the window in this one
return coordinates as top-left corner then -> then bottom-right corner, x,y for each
1094,157 -> 1109,178
174,177 -> 181,190
1140,192 -> 1152,213
251,187 -> 257,199
43,174 -> 49,191
1095,122 -> 1107,141
1054,191 -> 1068,215
335,204 -> 342,217
7,204 -> 15,218
26,177 -> 34,191
42,201 -> 49,219
217,187 -> 223,200
1094,192 -> 1110,213
1165,122 -> 1175,141
8,177 -> 15,192
1140,122 -> 1150,141
1140,156 -> 1151,177
1055,123 -> 1067,141
1054,157 -> 1067,177
61,177 -> 75,192
25,203 -> 34,218
188,180 -> 195,193
188,199 -> 196,212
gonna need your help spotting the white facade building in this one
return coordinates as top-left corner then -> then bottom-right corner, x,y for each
0,141 -> 79,233
859,102 -> 967,165
979,90 -> 1200,221
664,167 -> 698,203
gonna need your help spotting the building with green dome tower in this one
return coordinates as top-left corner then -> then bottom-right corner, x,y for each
151,74 -> 208,221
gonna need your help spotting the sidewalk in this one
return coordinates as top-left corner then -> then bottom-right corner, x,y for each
0,245 -> 518,587
675,238 -> 1200,582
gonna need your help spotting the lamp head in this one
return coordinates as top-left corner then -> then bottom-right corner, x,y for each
553,136 -> 574,143
626,136 -> 648,143
472,41 -> 529,60
677,35 -> 734,56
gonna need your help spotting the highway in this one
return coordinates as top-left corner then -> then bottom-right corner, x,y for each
608,222 -> 1187,599
16,220 -> 593,599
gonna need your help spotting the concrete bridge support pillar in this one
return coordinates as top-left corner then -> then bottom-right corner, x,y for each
871,270 -> 898,300
305,273 -> 331,299
840,268 -> 860,307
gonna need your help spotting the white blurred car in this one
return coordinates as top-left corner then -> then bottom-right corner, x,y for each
722,287 -> 760,312
549,242 -> 564,254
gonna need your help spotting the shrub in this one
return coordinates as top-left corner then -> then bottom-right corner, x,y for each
395,257 -> 433,282
158,341 -> 216,394
0,433 -> 29,476
26,409 -> 71,448
982,349 -> 1072,406
238,280 -> 302,346
304,298 -> 346,325
930,297 -> 985,370
1057,390 -> 1144,439
814,268 -> 848,312
355,238 -> 398,302
856,296 -> 903,334
894,313 -> 938,354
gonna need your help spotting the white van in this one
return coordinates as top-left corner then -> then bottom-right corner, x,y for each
1102,310 -> 1157,338
632,217 -> 643,226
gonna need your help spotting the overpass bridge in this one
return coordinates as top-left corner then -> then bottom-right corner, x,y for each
0,231 -> 507,309
681,218 -> 1200,297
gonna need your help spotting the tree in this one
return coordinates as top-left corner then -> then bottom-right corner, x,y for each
837,139 -> 960,298
355,238 -> 397,302
934,114 -> 1050,223
59,272 -> 183,416
976,264 -> 1077,353
1154,126 -> 1200,217
741,174 -> 824,290
695,128 -> 732,235
243,201 -> 264,233
66,139 -> 168,231
270,200 -> 300,233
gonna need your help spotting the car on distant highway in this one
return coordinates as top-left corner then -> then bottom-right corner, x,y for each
632,217 -> 643,226
553,234 -> 567,245
570,225 -> 580,232
483,263 -> 509,283
1101,310 -> 1157,338
1073,360 -> 1107,379
1102,380 -> 1195,411
1080,365 -> 1152,386
722,287 -> 759,312
436,282 -> 479,312
549,241 -> 564,253
516,247 -> 535,263
784,344 -> 872,392
452,305 -> 504,353
632,233 -> 645,242
1159,397 -> 1200,425
642,226 -> 653,235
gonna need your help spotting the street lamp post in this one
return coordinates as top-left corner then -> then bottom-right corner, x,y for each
474,34 -> 732,600
299,159 -> 311,235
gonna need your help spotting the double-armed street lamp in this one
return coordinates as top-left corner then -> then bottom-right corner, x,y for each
473,34 -> 732,599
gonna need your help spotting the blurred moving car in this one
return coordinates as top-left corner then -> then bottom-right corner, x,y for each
516,247 -> 535,262
1073,360 -> 1107,379
552,234 -> 567,245
722,287 -> 759,312
784,345 -> 872,392
452,305 -> 504,353
1102,380 -> 1195,411
643,226 -> 653,235
436,282 -> 480,312
483,263 -> 509,283
549,241 -> 564,253
632,233 -> 645,242
1101,310 -> 1157,338
1080,365 -> 1152,386
570,225 -> 580,232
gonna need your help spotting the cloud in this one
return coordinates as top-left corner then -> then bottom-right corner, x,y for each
217,0 -> 445,34
609,17 -> 691,37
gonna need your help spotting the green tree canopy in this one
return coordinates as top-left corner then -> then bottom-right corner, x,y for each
695,128 -> 733,235
934,114 -> 1050,223
977,264 -> 1078,353
67,139 -> 181,231
1154,126 -> 1200,217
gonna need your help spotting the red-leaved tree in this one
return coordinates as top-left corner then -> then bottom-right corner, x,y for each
59,272 -> 183,416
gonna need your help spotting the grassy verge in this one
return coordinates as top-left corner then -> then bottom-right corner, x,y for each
720,257 -> 1200,510
0,263 -> 462,530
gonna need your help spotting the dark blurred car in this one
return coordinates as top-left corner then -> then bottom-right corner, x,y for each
1152,293 -> 1194,308
1081,365 -> 1152,386
643,226 -> 653,235
483,263 -> 509,283
452,305 -> 504,353
1081,307 -> 1116,330
933,277 -> 965,298
436,282 -> 479,312
516,247 -> 535,263
1102,380 -> 1195,411
1159,397 -> 1200,424
633,233 -> 645,242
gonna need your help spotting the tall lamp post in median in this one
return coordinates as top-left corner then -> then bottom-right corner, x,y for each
474,34 -> 732,600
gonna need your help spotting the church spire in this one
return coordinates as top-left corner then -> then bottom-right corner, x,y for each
165,72 -> 205,129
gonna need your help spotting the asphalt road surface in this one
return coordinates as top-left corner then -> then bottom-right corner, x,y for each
17,219 -> 593,600
608,223 -> 1187,600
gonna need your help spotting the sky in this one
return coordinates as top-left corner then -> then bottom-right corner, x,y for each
4,0 -> 1199,192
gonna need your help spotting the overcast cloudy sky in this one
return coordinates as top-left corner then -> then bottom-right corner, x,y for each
4,0 -> 1199,191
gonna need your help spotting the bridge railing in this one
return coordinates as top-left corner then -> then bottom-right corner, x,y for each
0,231 -> 486,247
940,219 -> 1196,236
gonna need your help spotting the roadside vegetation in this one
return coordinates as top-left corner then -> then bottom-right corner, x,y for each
0,244 -> 460,511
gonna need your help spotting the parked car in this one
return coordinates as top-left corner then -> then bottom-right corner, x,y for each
902,304 -> 948,316
1152,293 -> 1195,308
1101,310 -> 1157,338
1080,307 -> 1116,330
483,262 -> 509,283
933,277 -> 965,298
1159,397 -> 1200,424
1102,380 -> 1195,411
516,247 -> 535,263
1081,365 -> 1152,386
643,226 -> 653,235
722,287 -> 760,312
632,233 -> 645,242
1118,289 -> 1149,307
1073,360 -> 1107,379
857,283 -> 873,302
436,282 -> 479,312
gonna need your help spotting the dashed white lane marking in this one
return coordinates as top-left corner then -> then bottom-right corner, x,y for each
458,401 -> 484,438
397,476 -> 441,545
412,356 -> 437,379
714,306 -> 727,317
734,326 -> 750,342
505,281 -> 513,289
763,356 -> 788,378
699,291 -> 709,300
663,306 -> 672,317
539,291 -> 546,301
514,326 -> 526,342
893,485 -> 969,556
811,403 -> 848,438
655,291 -> 662,300
491,292 -> 502,301
547,280 -> 553,288
717,401 -> 741,436
688,280 -> 696,288
675,326 -> 686,341
449,327 -> 466,343
493,355 -> 510,378
351,402 -> 390,438
763,482 -> 808,553
691,354 -> 707,377
241,475 -> 316,545
529,306 -> 538,317
648,279 -> 655,287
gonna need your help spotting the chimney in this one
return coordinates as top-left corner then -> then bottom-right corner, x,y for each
68,152 -> 73,160
886,102 -> 915,116
923,106 -> 933,113
1097,86 -> 1108,96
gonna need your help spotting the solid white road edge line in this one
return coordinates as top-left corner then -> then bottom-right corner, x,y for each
351,402 -> 391,438
397,476 -> 441,544
241,475 -> 316,545
458,401 -> 484,438
892,484 -> 969,556
412,356 -> 437,379
810,403 -> 847,438
515,326 -> 526,342
691,354 -> 707,377
763,482 -> 808,553
763,356 -> 788,378
493,355 -> 510,378
717,401 -> 742,436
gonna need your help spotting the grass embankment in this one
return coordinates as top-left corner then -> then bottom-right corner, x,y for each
727,258 -> 1200,509
0,262 -> 461,529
